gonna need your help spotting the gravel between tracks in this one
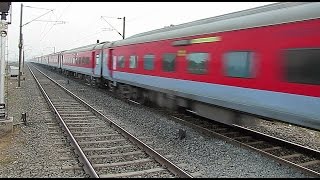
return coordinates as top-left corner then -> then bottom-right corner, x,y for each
243,117 -> 320,151
35,64 -> 317,178
0,64 -> 86,178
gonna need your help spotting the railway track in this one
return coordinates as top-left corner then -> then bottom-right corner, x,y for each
27,64 -> 193,178
159,109 -> 320,177
33,63 -> 320,177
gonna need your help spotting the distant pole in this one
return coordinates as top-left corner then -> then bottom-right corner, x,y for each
53,47 -> 55,53
22,49 -> 24,68
18,3 -> 23,87
122,16 -> 125,39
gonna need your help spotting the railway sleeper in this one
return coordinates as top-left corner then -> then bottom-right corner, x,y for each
72,130 -> 115,135
83,145 -> 134,152
78,139 -> 127,145
99,167 -> 167,178
279,153 -> 302,159
233,136 -> 252,140
58,110 -> 91,113
260,146 -> 282,151
65,122 -> 97,125
67,126 -> 106,130
88,151 -> 144,159
298,160 -> 320,167
59,113 -> 94,117
245,141 -> 265,145
62,116 -> 97,119
74,133 -> 121,138
63,120 -> 98,123
93,158 -> 154,168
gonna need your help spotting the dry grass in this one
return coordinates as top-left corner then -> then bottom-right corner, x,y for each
0,127 -> 20,165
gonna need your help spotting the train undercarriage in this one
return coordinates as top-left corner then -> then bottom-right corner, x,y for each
42,65 -> 259,128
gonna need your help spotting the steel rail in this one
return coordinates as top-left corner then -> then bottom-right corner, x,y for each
27,64 -> 99,178
170,115 -> 320,177
30,63 -> 193,178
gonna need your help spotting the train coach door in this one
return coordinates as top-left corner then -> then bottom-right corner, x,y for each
109,49 -> 115,79
60,53 -> 64,69
93,50 -> 102,76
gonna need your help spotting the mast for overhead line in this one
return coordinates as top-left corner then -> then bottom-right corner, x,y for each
0,20 -> 8,119
18,3 -> 23,88
101,16 -> 126,39
0,1 -> 10,120
17,3 -> 65,87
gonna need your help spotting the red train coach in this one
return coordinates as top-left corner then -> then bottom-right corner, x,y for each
106,2 -> 320,130
45,53 -> 60,69
32,2 -> 320,131
60,42 -> 107,82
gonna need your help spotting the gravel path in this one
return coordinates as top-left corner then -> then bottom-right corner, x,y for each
243,117 -> 320,151
0,64 -> 86,178
34,64 -> 315,178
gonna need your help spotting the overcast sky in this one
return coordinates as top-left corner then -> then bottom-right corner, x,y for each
7,2 -> 276,62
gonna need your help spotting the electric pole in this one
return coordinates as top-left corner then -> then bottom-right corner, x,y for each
101,16 -> 126,39
122,16 -> 125,39
17,4 -> 63,87
17,3 -> 22,87
0,2 -> 11,120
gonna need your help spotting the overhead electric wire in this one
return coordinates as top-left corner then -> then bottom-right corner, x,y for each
40,2 -> 71,42
101,16 -> 123,38
64,30 -> 106,49
23,5 -> 53,11
39,12 -> 52,39
23,9 -> 53,27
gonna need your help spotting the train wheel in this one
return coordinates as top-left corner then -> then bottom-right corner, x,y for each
131,88 -> 137,100
156,92 -> 166,107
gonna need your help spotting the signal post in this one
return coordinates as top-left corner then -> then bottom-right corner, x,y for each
0,2 -> 12,135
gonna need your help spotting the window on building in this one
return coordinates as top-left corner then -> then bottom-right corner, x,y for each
162,53 -> 176,72
144,54 -> 155,70
187,52 -> 209,74
224,51 -> 254,78
117,56 -> 125,68
285,48 -> 320,85
129,55 -> 138,68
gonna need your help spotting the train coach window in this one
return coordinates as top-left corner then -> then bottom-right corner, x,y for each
117,56 -> 125,68
163,53 -> 176,72
144,54 -> 154,70
81,57 -> 85,64
224,51 -> 253,78
187,52 -> 209,74
96,54 -> 100,65
129,55 -> 138,68
285,49 -> 320,85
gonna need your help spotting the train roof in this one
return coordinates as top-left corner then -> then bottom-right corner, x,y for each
63,41 -> 110,54
127,2 -> 283,39
114,2 -> 320,47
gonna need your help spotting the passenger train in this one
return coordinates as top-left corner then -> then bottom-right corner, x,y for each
31,2 -> 320,131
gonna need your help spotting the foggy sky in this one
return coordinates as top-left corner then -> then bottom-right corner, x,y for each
7,2 -> 275,62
